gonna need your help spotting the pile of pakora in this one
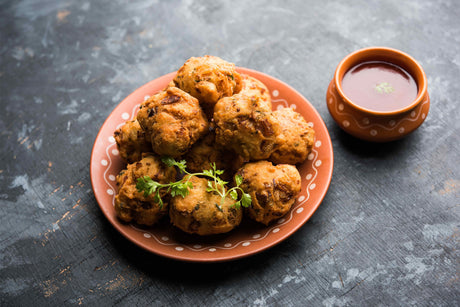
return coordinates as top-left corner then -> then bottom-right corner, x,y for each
113,55 -> 315,235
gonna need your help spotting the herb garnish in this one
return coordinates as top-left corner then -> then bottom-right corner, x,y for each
136,157 -> 252,209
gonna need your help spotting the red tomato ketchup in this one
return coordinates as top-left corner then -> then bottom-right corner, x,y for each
341,61 -> 418,112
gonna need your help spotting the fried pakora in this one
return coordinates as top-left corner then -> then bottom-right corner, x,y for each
169,176 -> 242,235
213,93 -> 280,161
173,55 -> 242,114
236,161 -> 301,225
269,107 -> 315,164
115,154 -> 177,226
113,119 -> 151,163
112,55 -> 317,235
136,86 -> 209,158
238,73 -> 272,110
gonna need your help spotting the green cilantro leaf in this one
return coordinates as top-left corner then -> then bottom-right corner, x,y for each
161,156 -> 187,172
203,169 -> 213,177
136,176 -> 158,197
206,180 -> 214,192
215,169 -> 224,176
241,192 -> 252,208
161,156 -> 176,167
235,174 -> 243,186
216,177 -> 228,187
229,189 -> 238,200
135,157 -> 252,212
153,192 -> 163,208
171,181 -> 192,198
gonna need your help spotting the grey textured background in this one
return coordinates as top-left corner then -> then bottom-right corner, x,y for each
1,0 -> 459,306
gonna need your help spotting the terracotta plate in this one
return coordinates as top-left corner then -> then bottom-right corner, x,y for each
90,68 -> 334,262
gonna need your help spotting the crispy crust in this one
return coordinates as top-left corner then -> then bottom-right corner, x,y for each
114,119 -> 152,163
112,56 -> 316,234
115,154 -> 177,226
238,73 -> 272,109
213,93 -> 280,161
174,55 -> 242,114
237,161 -> 301,225
136,86 -> 209,158
269,108 -> 315,164
169,176 -> 242,235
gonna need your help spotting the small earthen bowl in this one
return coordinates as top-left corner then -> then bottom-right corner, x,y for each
326,47 -> 430,142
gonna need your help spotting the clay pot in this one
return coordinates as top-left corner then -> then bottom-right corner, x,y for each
326,47 -> 430,142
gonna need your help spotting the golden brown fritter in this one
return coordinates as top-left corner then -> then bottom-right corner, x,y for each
136,86 -> 209,158
183,130 -> 245,181
236,161 -> 301,225
115,154 -> 177,226
169,176 -> 242,235
238,74 -> 272,110
269,107 -> 315,165
113,119 -> 152,163
173,55 -> 242,113
213,93 -> 280,161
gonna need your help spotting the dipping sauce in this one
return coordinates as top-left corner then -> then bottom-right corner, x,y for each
341,61 -> 418,112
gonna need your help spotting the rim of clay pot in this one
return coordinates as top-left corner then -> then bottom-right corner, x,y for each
334,46 -> 427,116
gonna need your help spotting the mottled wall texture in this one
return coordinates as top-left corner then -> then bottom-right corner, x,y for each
1,0 -> 459,306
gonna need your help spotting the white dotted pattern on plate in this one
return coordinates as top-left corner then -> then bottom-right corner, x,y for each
102,94 -> 321,252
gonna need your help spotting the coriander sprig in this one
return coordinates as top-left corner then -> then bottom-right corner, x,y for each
136,157 -> 251,209
136,175 -> 192,208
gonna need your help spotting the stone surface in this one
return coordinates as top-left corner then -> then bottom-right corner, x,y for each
1,0 -> 459,306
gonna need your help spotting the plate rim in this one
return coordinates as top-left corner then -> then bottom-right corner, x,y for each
90,67 -> 334,262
